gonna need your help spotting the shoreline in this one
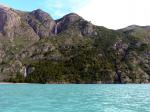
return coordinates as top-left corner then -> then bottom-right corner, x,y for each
0,82 -> 29,84
0,82 -> 150,84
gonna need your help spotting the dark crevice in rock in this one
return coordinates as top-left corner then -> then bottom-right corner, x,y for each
114,60 -> 122,84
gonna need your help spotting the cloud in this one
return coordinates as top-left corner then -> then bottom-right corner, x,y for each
2,0 -> 150,29
77,0 -> 150,29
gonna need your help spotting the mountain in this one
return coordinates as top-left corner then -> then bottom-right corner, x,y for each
0,5 -> 149,83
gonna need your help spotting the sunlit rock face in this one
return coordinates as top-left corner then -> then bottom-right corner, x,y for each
55,13 -> 95,36
0,5 -> 21,37
29,9 -> 56,37
55,13 -> 82,33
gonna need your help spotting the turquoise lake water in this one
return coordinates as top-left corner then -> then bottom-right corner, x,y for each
0,84 -> 150,112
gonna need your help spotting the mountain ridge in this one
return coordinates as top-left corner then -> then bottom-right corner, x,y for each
0,5 -> 149,83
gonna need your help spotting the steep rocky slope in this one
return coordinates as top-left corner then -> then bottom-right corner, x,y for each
0,5 -> 149,83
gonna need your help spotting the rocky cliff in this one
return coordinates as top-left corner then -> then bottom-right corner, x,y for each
0,5 -> 149,83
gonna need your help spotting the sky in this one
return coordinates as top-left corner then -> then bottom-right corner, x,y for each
0,0 -> 150,29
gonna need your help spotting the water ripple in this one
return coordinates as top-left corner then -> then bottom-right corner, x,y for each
0,84 -> 150,112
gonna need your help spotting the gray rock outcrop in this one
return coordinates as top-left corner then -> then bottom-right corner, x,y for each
0,5 -> 21,37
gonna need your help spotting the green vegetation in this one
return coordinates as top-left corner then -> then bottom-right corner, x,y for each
25,49 -> 115,84
1,12 -> 150,83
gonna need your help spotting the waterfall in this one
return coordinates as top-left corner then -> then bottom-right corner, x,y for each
54,23 -> 58,35
24,67 -> 27,77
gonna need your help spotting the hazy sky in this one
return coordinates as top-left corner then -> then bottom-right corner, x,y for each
0,0 -> 150,29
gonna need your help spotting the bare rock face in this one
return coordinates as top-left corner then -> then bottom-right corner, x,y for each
55,13 -> 95,36
27,11 -> 94,37
0,6 -> 95,39
80,21 -> 95,36
0,5 -> 21,37
61,13 -> 82,23
55,13 -> 82,34
31,9 -> 53,23
28,9 -> 56,37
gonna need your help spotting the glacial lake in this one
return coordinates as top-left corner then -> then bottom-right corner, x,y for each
0,84 -> 150,112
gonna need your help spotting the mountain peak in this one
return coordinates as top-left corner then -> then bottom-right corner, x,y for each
0,4 -> 10,9
0,4 -> 21,34
59,12 -> 82,22
127,25 -> 140,28
64,13 -> 81,17
34,8 -> 43,12
120,25 -> 141,32
31,9 -> 54,22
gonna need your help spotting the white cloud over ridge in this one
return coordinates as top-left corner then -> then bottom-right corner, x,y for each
44,0 -> 150,29
77,0 -> 150,29
1,0 -> 150,29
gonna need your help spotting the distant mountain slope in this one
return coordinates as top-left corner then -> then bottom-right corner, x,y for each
0,5 -> 149,83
